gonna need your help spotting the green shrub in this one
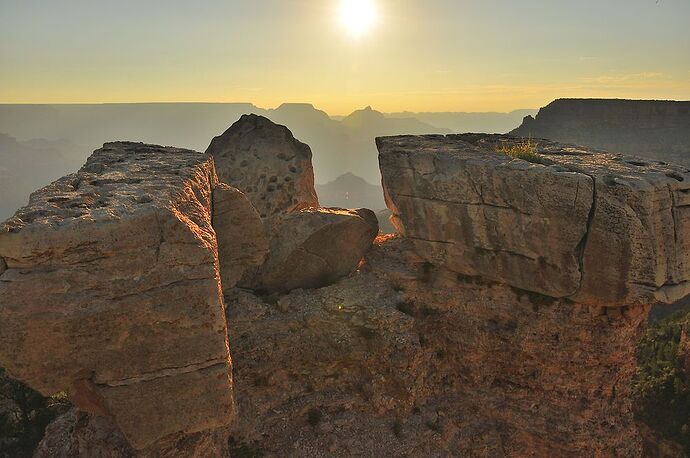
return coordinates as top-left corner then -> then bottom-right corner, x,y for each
633,311 -> 690,453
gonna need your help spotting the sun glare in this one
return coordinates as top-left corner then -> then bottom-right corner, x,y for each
338,0 -> 378,39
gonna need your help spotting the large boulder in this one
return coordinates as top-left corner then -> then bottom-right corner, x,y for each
377,134 -> 690,306
0,142 -> 234,450
243,208 -> 379,293
206,114 -> 319,218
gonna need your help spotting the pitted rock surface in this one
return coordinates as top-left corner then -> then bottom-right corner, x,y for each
207,114 -> 319,218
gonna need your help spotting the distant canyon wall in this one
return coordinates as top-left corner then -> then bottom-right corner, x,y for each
511,99 -> 690,166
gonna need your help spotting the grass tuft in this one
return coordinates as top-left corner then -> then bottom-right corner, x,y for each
497,138 -> 549,165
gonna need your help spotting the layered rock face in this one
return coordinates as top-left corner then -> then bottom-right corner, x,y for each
207,114 -> 319,218
225,236 -> 650,456
0,142 -> 234,451
378,134 -> 690,306
511,98 -> 690,166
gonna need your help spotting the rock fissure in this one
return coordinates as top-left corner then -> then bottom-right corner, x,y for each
96,358 -> 229,387
569,171 -> 597,297
396,192 -> 533,216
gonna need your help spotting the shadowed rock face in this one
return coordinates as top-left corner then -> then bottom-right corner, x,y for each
9,129 -> 690,457
243,208 -> 379,293
0,142 -> 234,450
377,134 -> 690,306
225,237 -> 651,457
206,114 -> 319,218
213,183 -> 269,292
510,98 -> 690,166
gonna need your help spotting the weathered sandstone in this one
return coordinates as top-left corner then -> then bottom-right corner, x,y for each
34,408 -> 230,458
243,208 -> 379,292
0,142 -> 234,450
206,114 -> 319,218
213,182 -> 269,291
377,134 -> 690,306
225,236 -> 648,457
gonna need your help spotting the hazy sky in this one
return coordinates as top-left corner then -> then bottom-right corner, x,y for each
1,0 -> 689,114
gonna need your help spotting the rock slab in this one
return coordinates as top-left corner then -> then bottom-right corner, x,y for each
244,208 -> 379,292
207,114 -> 319,218
0,142 -> 234,449
377,134 -> 690,306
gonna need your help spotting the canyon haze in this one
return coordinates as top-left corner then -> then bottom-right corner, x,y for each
0,103 -> 535,220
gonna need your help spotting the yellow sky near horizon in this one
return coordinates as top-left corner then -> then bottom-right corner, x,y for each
1,0 -> 689,115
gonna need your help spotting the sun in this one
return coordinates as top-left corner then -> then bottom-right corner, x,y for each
338,0 -> 378,39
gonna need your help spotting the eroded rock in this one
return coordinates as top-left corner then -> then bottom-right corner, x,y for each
34,408 -> 230,458
226,236 -> 648,457
243,208 -> 379,292
0,142 -> 234,450
207,114 -> 319,218
377,134 -> 690,306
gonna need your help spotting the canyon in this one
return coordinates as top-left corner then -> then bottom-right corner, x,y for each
1,116 -> 689,456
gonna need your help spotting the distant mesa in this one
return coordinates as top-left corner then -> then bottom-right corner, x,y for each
511,98 -> 690,166
316,172 -> 386,211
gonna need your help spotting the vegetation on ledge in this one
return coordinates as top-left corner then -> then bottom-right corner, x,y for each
497,138 -> 550,165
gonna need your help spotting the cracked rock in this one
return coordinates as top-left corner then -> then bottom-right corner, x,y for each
377,134 -> 690,306
0,142 -> 234,450
241,208 -> 379,293
213,183 -> 269,291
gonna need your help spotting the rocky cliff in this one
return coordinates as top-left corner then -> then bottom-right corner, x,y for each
0,142 -> 236,453
1,126 -> 689,457
511,99 -> 690,166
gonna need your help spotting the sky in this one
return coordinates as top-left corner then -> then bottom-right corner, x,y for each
1,0 -> 689,115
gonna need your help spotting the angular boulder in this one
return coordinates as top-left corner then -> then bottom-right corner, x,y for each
206,114 -> 319,218
377,134 -> 690,306
0,142 -> 234,450
244,208 -> 379,293
213,183 -> 269,291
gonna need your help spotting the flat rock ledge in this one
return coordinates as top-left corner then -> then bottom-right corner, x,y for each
0,142 -> 234,450
377,134 -> 690,306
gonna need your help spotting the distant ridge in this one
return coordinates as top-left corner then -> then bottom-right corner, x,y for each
316,172 -> 386,211
511,98 -> 690,165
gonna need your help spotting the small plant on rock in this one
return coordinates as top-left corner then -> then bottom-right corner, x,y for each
497,138 -> 548,165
